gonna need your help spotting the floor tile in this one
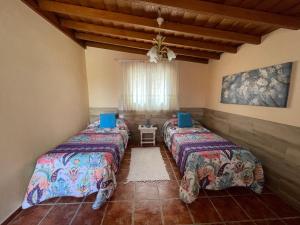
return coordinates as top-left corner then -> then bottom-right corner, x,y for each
123,153 -> 131,160
188,197 -> 222,223
259,195 -> 300,217
84,183 -> 134,203
116,169 -> 129,182
161,151 -> 168,159
161,155 -> 168,160
6,145 -> 300,225
162,199 -> 193,225
163,160 -> 172,170
102,201 -> 132,225
166,167 -> 176,180
57,196 -> 84,203
134,200 -> 162,225
226,222 -> 255,225
169,158 -> 178,169
198,189 -> 208,197
173,169 -> 182,180
135,182 -> 159,200
171,163 -> 180,171
164,149 -> 173,158
283,218 -> 300,225
123,154 -> 132,160
227,187 -> 255,196
39,197 -> 60,204
111,182 -> 134,201
261,186 -> 273,194
206,189 -> 229,197
254,220 -> 285,225
234,195 -> 276,219
158,180 -> 179,199
84,192 -> 97,203
124,148 -> 131,155
40,204 -> 79,225
71,203 -> 105,225
9,205 -> 51,225
211,197 -> 249,221
120,159 -> 131,170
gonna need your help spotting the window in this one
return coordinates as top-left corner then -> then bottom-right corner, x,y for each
120,61 -> 179,111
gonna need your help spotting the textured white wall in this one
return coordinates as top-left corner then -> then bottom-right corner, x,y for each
0,1 -> 89,222
207,29 -> 300,127
85,47 -> 210,108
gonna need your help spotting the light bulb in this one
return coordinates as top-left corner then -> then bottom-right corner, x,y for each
156,17 -> 164,27
167,48 -> 176,61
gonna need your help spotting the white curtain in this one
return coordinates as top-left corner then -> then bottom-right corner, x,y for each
120,61 -> 179,111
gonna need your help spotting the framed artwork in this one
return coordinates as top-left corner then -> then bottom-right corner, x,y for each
221,62 -> 293,107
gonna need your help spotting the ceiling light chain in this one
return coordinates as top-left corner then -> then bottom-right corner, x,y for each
147,8 -> 176,63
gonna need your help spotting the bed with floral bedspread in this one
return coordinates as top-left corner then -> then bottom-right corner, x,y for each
22,119 -> 128,210
163,118 -> 264,204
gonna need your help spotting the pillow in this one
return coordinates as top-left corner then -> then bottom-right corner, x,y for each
99,113 -> 116,128
177,112 -> 192,128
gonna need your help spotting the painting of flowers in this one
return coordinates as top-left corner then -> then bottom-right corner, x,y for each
221,62 -> 293,107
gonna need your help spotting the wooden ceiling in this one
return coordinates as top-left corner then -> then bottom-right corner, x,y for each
22,0 -> 300,64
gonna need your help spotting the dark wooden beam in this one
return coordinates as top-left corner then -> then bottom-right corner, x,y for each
86,41 -> 209,64
75,32 -> 220,59
174,55 -> 209,64
62,20 -> 237,53
21,0 -> 84,47
136,0 -> 300,29
38,0 -> 261,44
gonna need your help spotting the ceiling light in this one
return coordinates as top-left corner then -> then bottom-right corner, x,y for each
146,8 -> 176,63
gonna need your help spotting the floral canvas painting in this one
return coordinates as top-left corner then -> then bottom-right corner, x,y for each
221,62 -> 293,107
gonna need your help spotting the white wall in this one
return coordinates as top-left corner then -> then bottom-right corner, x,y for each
2,2 -> 300,222
85,47 -> 209,109
207,29 -> 300,127
85,29 -> 300,127
0,0 -> 89,222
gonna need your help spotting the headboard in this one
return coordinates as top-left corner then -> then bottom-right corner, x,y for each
89,107 -> 204,142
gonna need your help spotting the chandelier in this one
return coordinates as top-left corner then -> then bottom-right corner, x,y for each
147,9 -> 176,63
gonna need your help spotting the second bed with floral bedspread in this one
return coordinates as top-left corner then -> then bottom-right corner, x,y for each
163,118 -> 264,204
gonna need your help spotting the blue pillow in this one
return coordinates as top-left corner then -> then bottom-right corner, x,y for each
100,113 -> 116,128
177,112 -> 192,128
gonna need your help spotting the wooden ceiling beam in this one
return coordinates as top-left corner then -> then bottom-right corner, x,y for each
86,41 -> 209,64
171,55 -> 209,64
75,32 -> 220,59
61,20 -> 237,53
38,0 -> 260,44
21,0 -> 84,47
136,0 -> 300,29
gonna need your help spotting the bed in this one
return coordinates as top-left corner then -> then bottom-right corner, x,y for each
22,119 -> 129,209
163,118 -> 264,204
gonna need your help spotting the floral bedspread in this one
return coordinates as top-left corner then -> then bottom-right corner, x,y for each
163,119 -> 264,204
22,119 -> 128,209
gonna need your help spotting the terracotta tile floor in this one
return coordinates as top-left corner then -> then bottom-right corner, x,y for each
7,144 -> 300,225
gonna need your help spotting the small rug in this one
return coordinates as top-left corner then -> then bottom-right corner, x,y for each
126,147 -> 170,182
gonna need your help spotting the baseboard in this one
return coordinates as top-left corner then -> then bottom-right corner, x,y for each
1,207 -> 22,225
